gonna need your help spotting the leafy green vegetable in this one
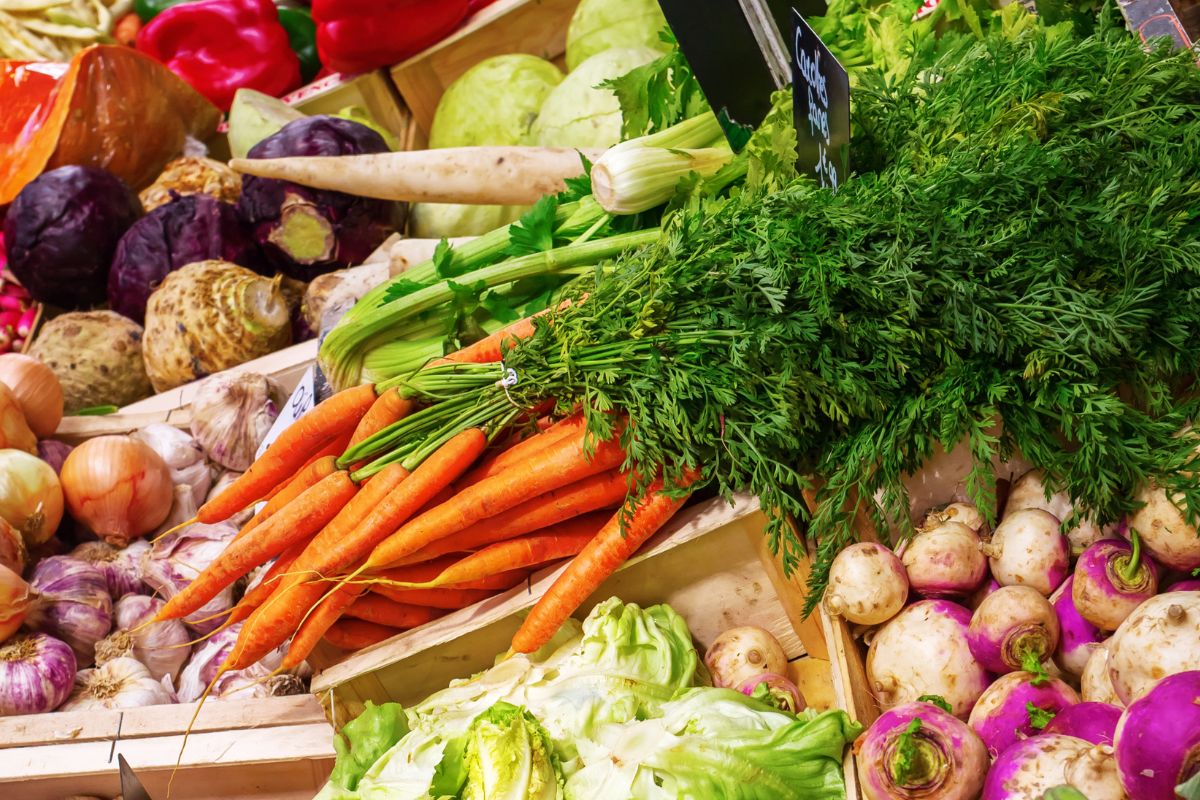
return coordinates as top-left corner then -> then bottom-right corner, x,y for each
564,689 -> 860,799
601,31 -> 709,140
327,701 -> 409,792
460,703 -> 564,800
1026,702 -> 1056,730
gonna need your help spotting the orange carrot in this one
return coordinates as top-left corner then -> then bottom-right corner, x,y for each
392,473 -> 625,566
325,619 -> 403,650
457,413 -> 584,487
431,306 -> 553,367
366,425 -> 625,570
235,455 -> 340,542
414,484 -> 455,516
281,581 -> 365,670
348,387 -> 414,448
227,539 -> 308,625
198,383 -> 377,524
415,529 -> 597,587
157,470 -> 358,622
511,473 -> 697,654
372,585 -> 498,610
344,595 -> 445,629
226,428 -> 487,670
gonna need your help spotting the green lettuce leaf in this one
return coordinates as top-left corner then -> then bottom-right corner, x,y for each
327,701 -> 409,792
460,703 -> 564,800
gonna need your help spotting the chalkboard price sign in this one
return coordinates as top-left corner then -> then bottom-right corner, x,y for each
792,9 -> 849,191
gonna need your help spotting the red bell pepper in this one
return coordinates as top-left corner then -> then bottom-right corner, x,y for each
136,0 -> 301,112
312,0 -> 470,76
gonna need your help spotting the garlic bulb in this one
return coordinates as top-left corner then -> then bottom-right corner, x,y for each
208,471 -> 253,526
109,595 -> 191,682
60,657 -> 176,710
131,423 -> 213,506
189,372 -> 286,471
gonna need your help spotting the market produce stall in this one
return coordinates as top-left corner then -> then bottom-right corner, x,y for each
3,0 -> 1200,798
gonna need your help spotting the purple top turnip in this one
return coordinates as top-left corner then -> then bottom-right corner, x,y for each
1106,591 -> 1200,704
924,501 -> 988,535
984,508 -> 1069,596
1071,535 -> 1159,632
968,671 -> 1080,758
968,585 -> 1059,674
902,521 -> 988,598
1049,576 -> 1103,677
857,701 -> 989,800
867,599 -> 990,718
1168,578 -> 1200,592
1044,702 -> 1121,746
824,542 -> 909,625
982,734 -> 1124,800
1005,469 -> 1107,555
1128,484 -> 1200,571
1080,643 -> 1123,707
968,577 -> 1000,610
1114,671 -> 1200,800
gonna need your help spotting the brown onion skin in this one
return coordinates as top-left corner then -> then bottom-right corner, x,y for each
0,354 -> 64,438
60,436 -> 174,547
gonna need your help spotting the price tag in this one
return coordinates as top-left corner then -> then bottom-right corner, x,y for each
792,9 -> 850,191
256,365 -> 318,461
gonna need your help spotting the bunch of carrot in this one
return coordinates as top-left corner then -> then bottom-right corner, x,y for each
153,313 -> 698,683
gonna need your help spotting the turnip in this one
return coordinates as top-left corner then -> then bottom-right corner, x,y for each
703,626 -> 787,689
983,508 -> 1070,595
1049,576 -> 1103,677
1106,591 -> 1200,704
867,599 -> 990,718
1169,578 -> 1200,592
823,542 -> 909,625
924,501 -> 988,535
968,671 -> 1080,757
968,585 -> 1059,674
1128,484 -> 1200,571
969,577 -> 1001,610
981,735 -> 1125,800
1005,469 -> 1107,555
1080,643 -> 1123,707
902,521 -> 988,598
1071,536 -> 1159,631
1113,671 -> 1200,800
1044,701 -> 1121,746
857,701 -> 989,800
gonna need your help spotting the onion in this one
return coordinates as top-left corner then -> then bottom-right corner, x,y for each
25,556 -> 112,665
142,521 -> 237,634
0,448 -> 63,547
108,595 -> 190,681
0,353 -> 63,437
703,626 -> 788,689
68,540 -> 148,599
130,424 -> 212,506
61,656 -> 176,710
0,518 -> 25,575
0,633 -> 76,715
823,542 -> 908,625
0,381 -> 36,453
0,563 -> 30,642
60,436 -> 175,546
738,673 -> 805,713
36,439 -> 72,475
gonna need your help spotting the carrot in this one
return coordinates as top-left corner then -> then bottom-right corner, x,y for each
510,473 -> 698,654
414,529 -> 597,587
365,425 -> 625,570
372,585 -> 498,610
227,539 -> 308,625
348,387 -> 414,448
344,595 -> 445,629
235,454 -> 340,542
432,298 -> 579,367
198,383 -> 377,524
157,470 -> 358,622
392,473 -> 625,566
415,484 -> 455,516
280,581 -> 365,670
457,413 -> 584,487
225,428 -> 487,670
325,619 -> 403,651
376,566 -> 530,592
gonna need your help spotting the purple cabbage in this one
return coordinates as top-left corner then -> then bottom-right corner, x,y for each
967,671 -> 1080,758
1114,670 -> 1200,800
1044,701 -> 1121,745
3,166 -> 142,308
108,193 -> 266,322
237,116 -> 395,281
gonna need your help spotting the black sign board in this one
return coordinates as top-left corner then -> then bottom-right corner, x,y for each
791,9 -> 850,190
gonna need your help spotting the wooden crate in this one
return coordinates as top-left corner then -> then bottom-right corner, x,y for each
0,695 -> 334,800
310,492 -> 838,732
390,0 -> 581,136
